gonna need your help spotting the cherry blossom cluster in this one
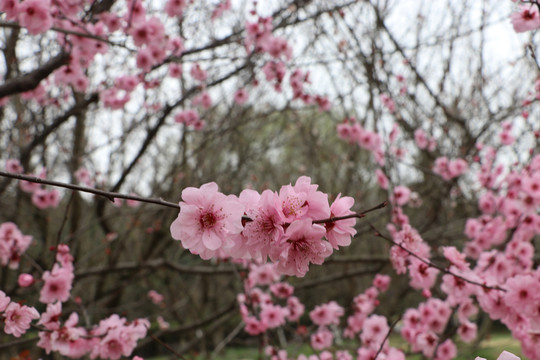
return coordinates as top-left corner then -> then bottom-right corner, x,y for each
336,118 -> 384,165
238,263 -> 304,336
432,157 -> 469,181
400,298 -> 459,360
241,264 -> 405,360
39,245 -> 75,304
169,176 -> 357,277
0,221 -> 33,269
5,160 -> 61,209
38,304 -> 149,360
173,109 -> 205,130
1,244 -> 149,359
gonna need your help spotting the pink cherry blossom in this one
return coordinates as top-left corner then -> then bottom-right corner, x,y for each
165,0 -> 187,17
511,5 -> 540,33
170,182 -> 244,260
40,263 -> 74,304
309,301 -> 344,327
260,304 -> 288,329
0,222 -> 33,269
5,159 -> 23,174
0,0 -> 19,20
275,219 -> 332,277
310,327 -> 333,350
270,282 -> 294,298
414,128 -> 429,149
3,302 -> 40,337
234,88 -> 249,104
0,290 -> 10,312
147,290 -> 164,305
360,314 -> 389,350
286,296 -> 305,322
325,194 -> 356,249
497,351 -> 521,360
435,339 -> 457,360
393,185 -> 411,206
241,189 -> 286,261
190,63 -> 208,82
372,274 -> 391,292
375,168 -> 389,189
18,0 -> 53,35
457,320 -> 477,343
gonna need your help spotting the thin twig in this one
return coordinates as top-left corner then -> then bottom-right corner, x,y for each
0,171 -> 180,209
373,315 -> 401,360
0,171 -> 387,226
150,334 -> 188,360
312,200 -> 388,224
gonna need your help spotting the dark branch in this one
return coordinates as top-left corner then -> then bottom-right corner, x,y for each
0,52 -> 70,99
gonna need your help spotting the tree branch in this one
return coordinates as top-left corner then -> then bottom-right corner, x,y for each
0,52 -> 70,98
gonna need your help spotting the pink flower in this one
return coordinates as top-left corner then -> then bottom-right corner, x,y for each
0,0 -> 19,20
147,290 -> 164,305
234,88 -> 249,104
192,91 -> 212,109
414,128 -> 429,149
275,219 -> 332,277
280,176 -> 330,221
457,320 -> 477,343
522,174 -> 540,199
311,327 -> 333,350
504,274 -> 540,316
0,290 -> 10,312
286,296 -> 304,322
157,316 -> 169,330
448,158 -> 468,178
442,246 -> 469,271
497,351 -> 521,360
130,17 -> 165,47
247,263 -> 280,287
270,282 -> 294,298
38,302 -> 62,330
40,264 -> 74,304
435,339 -> 457,360
5,159 -> 23,174
309,301 -> 344,327
243,316 -> 267,335
242,189 -> 286,261
3,302 -> 40,337
511,5 -> 540,33
360,314 -> 389,350
375,168 -> 389,189
325,194 -> 356,249
393,185 -> 411,206
408,258 -> 438,290
260,304 -> 288,329
91,315 -> 149,360
373,274 -> 391,292
170,182 -> 244,260
0,222 -> 33,269
190,64 -> 208,82
18,0 -> 53,35
169,63 -> 183,78
165,0 -> 187,17
174,109 -> 199,126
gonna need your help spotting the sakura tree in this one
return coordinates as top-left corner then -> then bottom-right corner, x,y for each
0,0 -> 539,359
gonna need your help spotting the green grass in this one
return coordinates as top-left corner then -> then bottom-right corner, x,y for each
186,331 -> 525,360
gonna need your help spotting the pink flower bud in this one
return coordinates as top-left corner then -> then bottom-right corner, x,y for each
18,273 -> 34,287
